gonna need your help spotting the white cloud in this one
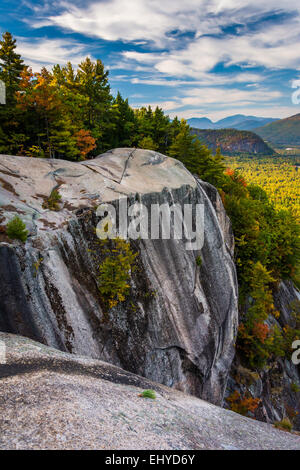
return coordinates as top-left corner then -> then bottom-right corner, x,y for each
16,37 -> 92,71
23,1 -> 300,78
27,0 -> 223,46
27,1 -> 300,47
20,1 -> 300,119
121,22 -> 300,78
130,86 -> 283,113
129,73 -> 263,87
180,87 -> 281,106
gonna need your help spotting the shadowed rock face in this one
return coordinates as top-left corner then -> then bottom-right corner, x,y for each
1,333 -> 300,450
0,149 -> 238,404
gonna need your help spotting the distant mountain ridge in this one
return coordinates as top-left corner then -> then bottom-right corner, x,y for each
191,128 -> 275,156
188,114 -> 278,131
255,113 -> 300,147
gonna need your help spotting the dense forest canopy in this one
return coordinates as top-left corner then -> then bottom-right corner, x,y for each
0,32 -> 299,370
227,156 -> 300,221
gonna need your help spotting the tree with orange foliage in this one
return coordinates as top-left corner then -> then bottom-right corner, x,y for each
225,167 -> 247,187
17,67 -> 63,158
17,67 -> 81,159
75,129 -> 96,160
227,390 -> 261,416
252,322 -> 269,343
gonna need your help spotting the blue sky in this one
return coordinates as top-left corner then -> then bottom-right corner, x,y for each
1,0 -> 300,120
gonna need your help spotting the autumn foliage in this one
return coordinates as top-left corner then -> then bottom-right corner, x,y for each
227,391 -> 261,416
75,129 -> 96,159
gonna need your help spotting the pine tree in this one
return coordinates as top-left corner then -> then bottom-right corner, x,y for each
169,120 -> 225,186
113,92 -> 136,147
77,58 -> 114,152
152,106 -> 170,153
138,136 -> 158,150
17,67 -> 80,160
0,32 -> 24,105
0,32 -> 25,153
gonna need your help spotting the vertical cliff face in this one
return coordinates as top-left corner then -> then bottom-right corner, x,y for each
0,149 -> 239,404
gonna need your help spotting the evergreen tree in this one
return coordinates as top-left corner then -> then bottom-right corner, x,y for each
138,136 -> 158,150
113,92 -> 136,147
77,58 -> 114,152
0,32 -> 24,105
152,106 -> 170,153
169,120 -> 225,187
0,32 -> 25,154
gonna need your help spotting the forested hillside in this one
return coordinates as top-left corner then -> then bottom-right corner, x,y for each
255,114 -> 300,147
191,128 -> 275,156
227,155 -> 300,290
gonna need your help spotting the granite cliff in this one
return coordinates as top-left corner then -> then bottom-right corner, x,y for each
0,148 -> 238,405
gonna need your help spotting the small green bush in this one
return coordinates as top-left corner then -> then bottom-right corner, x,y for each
97,238 -> 137,310
196,256 -> 202,267
291,383 -> 300,393
6,216 -> 28,242
139,389 -> 156,399
274,418 -> 293,432
43,189 -> 62,211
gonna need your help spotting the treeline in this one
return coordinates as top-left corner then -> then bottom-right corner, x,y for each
255,113 -> 300,147
0,31 -> 213,163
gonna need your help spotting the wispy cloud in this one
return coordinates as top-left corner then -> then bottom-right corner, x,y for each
121,22 -> 300,78
16,37 -> 93,71
131,87 -> 282,111
26,0 -> 300,49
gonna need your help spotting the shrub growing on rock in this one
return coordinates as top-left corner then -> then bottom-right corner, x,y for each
291,383 -> 300,394
43,189 -> 62,211
6,216 -> 28,242
138,390 -> 156,399
97,238 -> 137,310
196,256 -> 202,267
226,390 -> 260,417
274,418 -> 293,432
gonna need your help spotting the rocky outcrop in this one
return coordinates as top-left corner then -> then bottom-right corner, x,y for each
0,149 -> 238,405
1,333 -> 300,450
